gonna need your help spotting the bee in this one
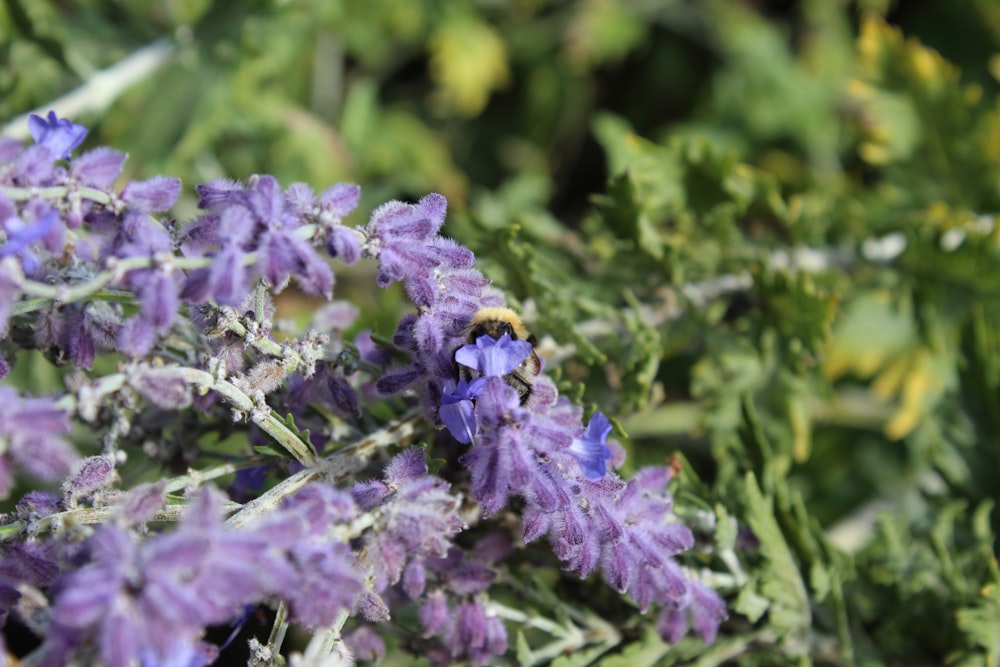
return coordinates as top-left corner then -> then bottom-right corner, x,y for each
458,306 -> 542,405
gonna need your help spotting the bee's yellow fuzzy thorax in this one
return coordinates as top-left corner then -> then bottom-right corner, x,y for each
469,307 -> 529,341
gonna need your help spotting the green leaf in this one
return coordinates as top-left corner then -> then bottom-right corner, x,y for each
733,586 -> 770,624
957,584 -> 1000,666
595,626 -> 672,667
742,472 -> 812,646
251,443 -> 288,458
549,642 -> 615,667
515,630 -> 532,667
753,267 -> 839,363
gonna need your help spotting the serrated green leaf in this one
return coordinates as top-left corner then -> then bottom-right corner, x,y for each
957,584 -> 1000,666
809,561 -> 831,602
715,503 -> 738,552
268,412 -> 317,460
753,268 -> 839,362
734,586 -> 770,624
591,172 -> 664,261
743,472 -> 812,644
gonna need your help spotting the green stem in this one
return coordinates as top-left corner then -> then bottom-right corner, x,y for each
317,610 -> 351,654
2,185 -> 114,204
2,411 -> 421,541
57,365 -> 316,465
0,498 -> 241,541
163,455 -> 267,494
225,409 -> 422,528
221,315 -> 288,363
267,601 -> 291,659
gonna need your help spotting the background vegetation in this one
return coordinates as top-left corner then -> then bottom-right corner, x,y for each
4,0 -> 1000,664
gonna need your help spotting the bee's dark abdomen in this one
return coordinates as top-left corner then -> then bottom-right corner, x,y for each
504,372 -> 534,405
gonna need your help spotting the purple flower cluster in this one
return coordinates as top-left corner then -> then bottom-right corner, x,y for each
1,112 -> 184,361
0,112 -> 728,664
361,194 -> 492,406
415,535 -> 513,666
0,112 -> 362,364
342,452 -> 509,665
0,387 -> 78,499
0,446 -> 470,665
181,176 -> 360,306
34,483 -> 362,667
363,194 -> 727,644
350,449 -> 466,619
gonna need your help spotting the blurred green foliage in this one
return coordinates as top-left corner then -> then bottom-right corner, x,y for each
6,0 -> 1000,664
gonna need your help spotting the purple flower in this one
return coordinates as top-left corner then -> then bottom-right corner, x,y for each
0,208 -> 59,267
454,333 -> 532,378
181,175 -> 357,306
320,183 -> 361,217
374,364 -> 424,395
326,225 -> 362,264
423,599 -> 507,667
182,243 -> 248,306
351,450 -> 465,601
0,540 -> 60,625
70,147 -> 127,189
130,365 -> 193,410
0,137 -> 21,163
0,388 -> 78,499
62,456 -> 115,506
122,176 -> 181,213
43,485 -> 364,666
344,626 -> 386,663
569,412 -> 613,481
28,111 -> 88,160
312,300 -> 359,330
459,377 -> 536,516
15,490 -> 63,520
255,485 -> 364,626
658,579 -> 728,644
366,192 -> 728,646
118,316 -> 156,358
363,193 -> 460,291
439,378 -> 484,443
45,524 -> 201,667
425,548 -> 500,597
117,482 -> 168,526
137,269 -> 181,332
319,183 -> 362,263
256,228 -> 333,297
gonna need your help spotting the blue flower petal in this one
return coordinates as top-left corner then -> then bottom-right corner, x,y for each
454,334 -> 531,377
569,412 -> 613,481
27,111 -> 88,160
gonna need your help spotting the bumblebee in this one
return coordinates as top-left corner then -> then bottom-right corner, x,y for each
459,306 -> 542,405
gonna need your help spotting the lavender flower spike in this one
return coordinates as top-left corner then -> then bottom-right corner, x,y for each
369,192 -> 728,645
